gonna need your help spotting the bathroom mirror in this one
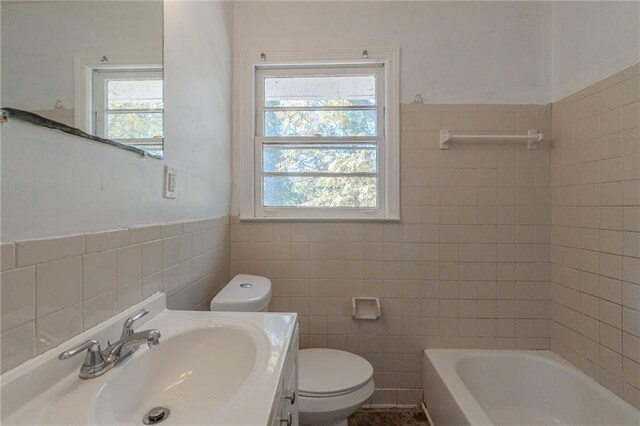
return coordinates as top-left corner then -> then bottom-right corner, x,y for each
1,1 -> 164,158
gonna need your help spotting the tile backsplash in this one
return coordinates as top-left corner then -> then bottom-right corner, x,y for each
231,103 -> 552,404
550,64 -> 640,409
0,216 -> 230,372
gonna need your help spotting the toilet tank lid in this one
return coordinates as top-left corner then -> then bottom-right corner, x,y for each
210,274 -> 272,311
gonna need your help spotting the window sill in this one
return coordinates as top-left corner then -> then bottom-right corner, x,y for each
238,216 -> 401,223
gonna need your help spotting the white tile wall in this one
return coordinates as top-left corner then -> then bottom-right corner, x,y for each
550,64 -> 640,409
231,103 -> 552,404
0,216 -> 230,372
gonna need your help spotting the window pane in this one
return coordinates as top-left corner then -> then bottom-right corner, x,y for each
265,110 -> 376,137
107,80 -> 163,110
107,112 -> 163,139
265,75 -> 376,107
263,144 -> 376,173
263,176 -> 377,208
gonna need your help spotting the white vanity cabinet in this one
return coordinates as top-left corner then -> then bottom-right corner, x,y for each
271,325 -> 299,426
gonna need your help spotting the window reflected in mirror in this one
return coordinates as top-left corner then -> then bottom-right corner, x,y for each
94,69 -> 164,157
0,1 -> 164,158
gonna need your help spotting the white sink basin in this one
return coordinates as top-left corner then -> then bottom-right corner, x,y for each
96,323 -> 264,425
1,294 -> 297,426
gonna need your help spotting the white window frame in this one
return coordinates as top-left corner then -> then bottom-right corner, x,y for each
92,68 -> 164,148
235,48 -> 400,221
73,53 -> 162,133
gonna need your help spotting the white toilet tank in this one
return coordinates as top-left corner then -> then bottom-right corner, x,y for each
209,274 -> 272,312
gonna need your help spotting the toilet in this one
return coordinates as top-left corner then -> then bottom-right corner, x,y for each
210,274 -> 375,426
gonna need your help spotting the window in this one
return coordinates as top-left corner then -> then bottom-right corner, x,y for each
92,69 -> 164,156
239,49 -> 399,220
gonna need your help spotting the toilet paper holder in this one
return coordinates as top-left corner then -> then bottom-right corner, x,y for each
352,297 -> 381,320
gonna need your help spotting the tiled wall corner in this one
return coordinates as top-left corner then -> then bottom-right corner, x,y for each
231,103 -> 552,398
0,216 -> 231,373
549,63 -> 640,409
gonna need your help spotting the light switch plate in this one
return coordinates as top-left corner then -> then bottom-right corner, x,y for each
164,166 -> 177,199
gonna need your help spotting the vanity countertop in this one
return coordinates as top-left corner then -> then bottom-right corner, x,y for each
1,293 -> 297,425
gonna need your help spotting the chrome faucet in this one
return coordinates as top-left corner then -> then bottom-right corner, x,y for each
58,309 -> 161,379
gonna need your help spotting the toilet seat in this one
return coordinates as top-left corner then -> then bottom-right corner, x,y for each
298,349 -> 374,397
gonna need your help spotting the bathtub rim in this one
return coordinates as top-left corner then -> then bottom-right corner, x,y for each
423,349 -> 640,425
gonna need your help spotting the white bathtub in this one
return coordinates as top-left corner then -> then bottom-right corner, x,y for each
423,349 -> 640,426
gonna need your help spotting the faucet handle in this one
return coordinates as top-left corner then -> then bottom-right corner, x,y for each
59,339 -> 110,378
59,339 -> 102,360
121,308 -> 149,338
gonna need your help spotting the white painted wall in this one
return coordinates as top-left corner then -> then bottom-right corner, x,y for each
1,1 -> 163,111
1,1 -> 233,241
3,0 -> 638,240
232,1 -> 552,104
551,1 -> 640,101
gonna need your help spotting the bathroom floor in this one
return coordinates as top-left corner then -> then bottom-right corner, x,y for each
348,407 -> 430,426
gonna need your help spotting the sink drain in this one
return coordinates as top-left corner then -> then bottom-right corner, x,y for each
143,407 -> 170,424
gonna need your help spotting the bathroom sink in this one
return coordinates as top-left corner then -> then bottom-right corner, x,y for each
1,293 -> 297,426
95,325 -> 262,425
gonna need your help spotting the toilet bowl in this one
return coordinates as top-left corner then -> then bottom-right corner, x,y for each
210,275 -> 374,426
297,348 -> 375,426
